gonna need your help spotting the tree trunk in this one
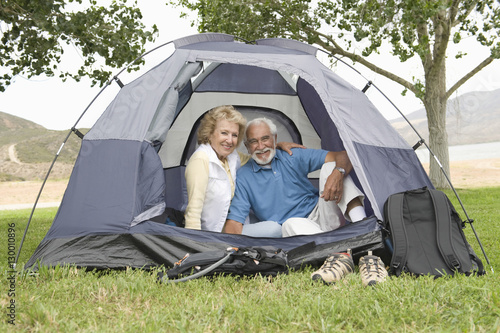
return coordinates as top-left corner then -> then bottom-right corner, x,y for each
424,65 -> 451,189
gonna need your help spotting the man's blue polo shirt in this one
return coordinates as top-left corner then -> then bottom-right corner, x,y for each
227,148 -> 328,224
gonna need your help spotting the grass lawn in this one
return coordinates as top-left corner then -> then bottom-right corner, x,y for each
1,187 -> 499,332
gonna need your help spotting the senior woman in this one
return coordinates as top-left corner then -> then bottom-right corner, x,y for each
184,105 -> 302,232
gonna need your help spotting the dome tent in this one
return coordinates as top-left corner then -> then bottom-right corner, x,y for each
24,33 -> 433,270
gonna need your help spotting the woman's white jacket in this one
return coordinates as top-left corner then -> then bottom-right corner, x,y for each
187,144 -> 241,232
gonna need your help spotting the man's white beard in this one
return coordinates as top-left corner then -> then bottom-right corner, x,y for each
252,147 -> 276,165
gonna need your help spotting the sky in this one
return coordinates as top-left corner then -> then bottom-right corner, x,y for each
1,1 -> 499,130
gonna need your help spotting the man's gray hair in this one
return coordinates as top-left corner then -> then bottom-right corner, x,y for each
245,117 -> 278,140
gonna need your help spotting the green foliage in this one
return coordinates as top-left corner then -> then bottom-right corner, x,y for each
0,0 -> 159,92
172,0 -> 322,44
0,187 -> 499,331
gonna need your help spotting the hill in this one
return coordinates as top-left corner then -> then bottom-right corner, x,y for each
0,111 -> 87,181
391,88 -> 500,146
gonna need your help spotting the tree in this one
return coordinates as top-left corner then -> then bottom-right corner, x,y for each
172,0 -> 500,188
0,0 -> 158,91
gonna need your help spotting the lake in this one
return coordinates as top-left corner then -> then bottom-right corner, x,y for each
415,141 -> 500,163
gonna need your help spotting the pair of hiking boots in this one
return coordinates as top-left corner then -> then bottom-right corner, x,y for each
311,249 -> 388,286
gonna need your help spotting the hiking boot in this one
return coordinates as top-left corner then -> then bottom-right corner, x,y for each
359,251 -> 388,287
311,249 -> 354,284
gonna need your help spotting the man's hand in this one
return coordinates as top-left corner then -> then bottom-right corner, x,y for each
321,168 -> 344,204
222,219 -> 243,234
276,142 -> 306,155
322,150 -> 351,203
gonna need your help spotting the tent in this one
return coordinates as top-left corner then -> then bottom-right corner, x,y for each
24,33 -> 433,270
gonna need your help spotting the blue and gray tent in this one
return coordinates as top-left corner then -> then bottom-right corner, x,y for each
24,33 -> 433,270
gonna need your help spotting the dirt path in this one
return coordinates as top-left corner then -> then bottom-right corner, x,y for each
8,144 -> 22,164
1,158 -> 499,208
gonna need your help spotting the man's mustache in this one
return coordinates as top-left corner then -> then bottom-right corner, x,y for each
254,147 -> 273,154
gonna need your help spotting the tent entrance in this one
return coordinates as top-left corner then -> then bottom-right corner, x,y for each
160,104 -> 322,213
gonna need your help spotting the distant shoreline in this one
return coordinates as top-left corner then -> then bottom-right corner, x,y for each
415,141 -> 500,163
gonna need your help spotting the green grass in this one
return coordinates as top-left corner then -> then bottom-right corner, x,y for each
1,187 -> 499,332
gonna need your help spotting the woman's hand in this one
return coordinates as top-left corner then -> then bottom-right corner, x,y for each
276,142 -> 306,155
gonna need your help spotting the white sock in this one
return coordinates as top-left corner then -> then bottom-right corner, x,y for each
348,206 -> 366,222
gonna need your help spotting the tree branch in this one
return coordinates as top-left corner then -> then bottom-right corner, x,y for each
446,56 -> 495,99
417,23 -> 433,72
428,9 -> 451,79
0,1 -> 28,17
305,28 -> 418,95
448,0 -> 461,25
450,0 -> 479,28
307,28 -> 345,54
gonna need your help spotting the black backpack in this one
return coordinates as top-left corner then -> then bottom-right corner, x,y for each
158,246 -> 289,283
382,187 -> 485,277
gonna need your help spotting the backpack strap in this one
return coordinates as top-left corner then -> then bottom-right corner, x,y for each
428,190 -> 463,273
386,192 -> 409,276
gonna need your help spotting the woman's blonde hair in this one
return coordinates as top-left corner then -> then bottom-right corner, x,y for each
197,105 -> 247,146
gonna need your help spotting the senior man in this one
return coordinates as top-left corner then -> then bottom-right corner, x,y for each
223,117 -> 367,238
